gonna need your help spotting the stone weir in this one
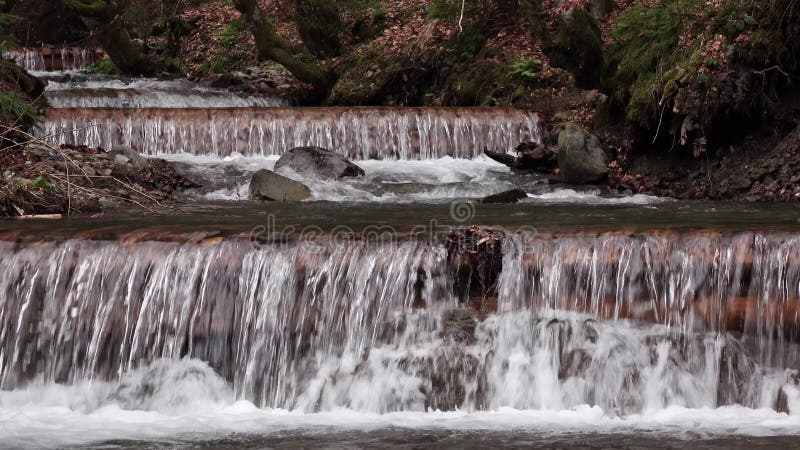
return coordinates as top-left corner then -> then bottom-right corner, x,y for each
1,228 -> 799,414
39,107 -> 540,159
3,47 -> 102,72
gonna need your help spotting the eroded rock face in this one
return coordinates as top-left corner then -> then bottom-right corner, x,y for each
275,146 -> 365,180
249,169 -> 312,202
557,123 -> 609,184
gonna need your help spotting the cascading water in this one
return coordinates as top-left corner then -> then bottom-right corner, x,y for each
3,47 -> 96,72
42,78 -> 290,109
39,107 -> 540,159
1,231 -> 798,418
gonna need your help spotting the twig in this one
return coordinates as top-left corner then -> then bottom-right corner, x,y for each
457,0 -> 466,34
753,65 -> 791,78
112,176 -> 166,208
652,101 -> 668,145
66,152 -> 71,214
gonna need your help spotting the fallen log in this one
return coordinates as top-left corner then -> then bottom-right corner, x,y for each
484,142 -> 558,173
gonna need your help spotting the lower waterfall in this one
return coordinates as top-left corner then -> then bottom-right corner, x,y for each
1,231 -> 798,416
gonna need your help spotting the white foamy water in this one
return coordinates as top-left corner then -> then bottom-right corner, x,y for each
525,188 -> 665,205
1,359 -> 798,449
164,153 -> 666,204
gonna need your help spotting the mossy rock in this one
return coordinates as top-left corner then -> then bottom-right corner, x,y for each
329,49 -> 432,105
547,9 -> 603,89
296,0 -> 342,58
441,60 -> 507,106
441,55 -> 538,106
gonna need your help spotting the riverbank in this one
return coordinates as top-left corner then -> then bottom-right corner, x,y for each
0,142 -> 197,216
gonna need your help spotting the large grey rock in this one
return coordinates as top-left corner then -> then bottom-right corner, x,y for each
109,145 -> 148,170
275,146 -> 365,180
249,169 -> 311,202
557,123 -> 609,184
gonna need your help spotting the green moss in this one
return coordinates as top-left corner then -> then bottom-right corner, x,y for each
605,0 -> 800,150
442,60 -> 506,106
609,0 -> 702,124
350,0 -> 387,43
427,0 -> 459,19
200,18 -> 252,75
330,48 -> 433,105
440,50 -> 543,107
296,0 -> 342,58
547,9 -> 603,88
85,59 -> 122,75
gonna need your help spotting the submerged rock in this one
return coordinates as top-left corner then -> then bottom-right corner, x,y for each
275,146 -> 365,180
557,123 -> 609,184
249,169 -> 312,202
480,188 -> 528,204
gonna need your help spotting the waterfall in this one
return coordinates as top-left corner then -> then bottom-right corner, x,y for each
0,231 -> 798,415
38,107 -> 541,159
3,48 -> 96,72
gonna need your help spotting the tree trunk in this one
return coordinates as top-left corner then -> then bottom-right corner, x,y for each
64,0 -> 172,77
233,0 -> 336,97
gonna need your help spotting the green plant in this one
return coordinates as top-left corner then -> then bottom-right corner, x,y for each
85,59 -> 122,75
427,0 -> 459,19
217,19 -> 246,49
32,176 -> 54,190
0,0 -> 17,50
0,92 -> 40,126
609,0 -> 703,123
510,58 -> 542,80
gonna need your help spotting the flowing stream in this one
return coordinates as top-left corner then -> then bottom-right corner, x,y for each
3,67 -> 800,448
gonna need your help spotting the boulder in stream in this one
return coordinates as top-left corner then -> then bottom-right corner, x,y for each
480,188 -> 528,204
249,169 -> 312,202
557,123 -> 609,184
275,146 -> 365,180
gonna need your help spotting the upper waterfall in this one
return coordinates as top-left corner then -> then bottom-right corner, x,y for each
39,107 -> 540,159
3,47 -> 98,72
42,77 -> 290,109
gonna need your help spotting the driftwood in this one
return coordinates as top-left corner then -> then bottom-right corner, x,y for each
484,142 -> 558,173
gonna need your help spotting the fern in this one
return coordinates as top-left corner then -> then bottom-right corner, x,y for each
0,92 -> 40,126
510,58 -> 542,80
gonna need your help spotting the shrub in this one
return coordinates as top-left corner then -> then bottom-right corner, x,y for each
85,59 -> 122,75
0,92 -> 40,128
